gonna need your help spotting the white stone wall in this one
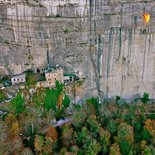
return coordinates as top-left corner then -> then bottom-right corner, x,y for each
11,74 -> 26,85
45,68 -> 64,87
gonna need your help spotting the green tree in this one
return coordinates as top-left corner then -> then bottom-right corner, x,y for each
141,92 -> 150,104
44,88 -> 57,112
44,81 -> 70,120
106,119 -> 118,135
84,139 -> 101,155
120,140 -> 133,155
10,92 -> 25,115
86,97 -> 100,115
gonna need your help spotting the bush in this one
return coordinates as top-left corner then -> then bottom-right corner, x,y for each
141,92 -> 150,104
0,89 -> 7,102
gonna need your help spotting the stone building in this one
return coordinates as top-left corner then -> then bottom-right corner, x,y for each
36,81 -> 47,88
64,73 -> 80,84
45,66 -> 64,88
11,73 -> 26,85
2,0 -> 155,99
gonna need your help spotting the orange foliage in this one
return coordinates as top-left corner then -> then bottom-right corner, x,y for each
5,114 -> 17,127
45,126 -> 58,143
144,119 -> 155,136
143,13 -> 150,24
34,135 -> 44,152
57,93 -> 63,111
5,114 -> 21,139
10,121 -> 20,137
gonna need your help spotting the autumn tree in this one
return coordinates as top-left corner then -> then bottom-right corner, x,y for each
116,122 -> 134,154
109,143 -> 121,155
5,114 -> 21,139
45,126 -> 58,143
34,135 -> 44,153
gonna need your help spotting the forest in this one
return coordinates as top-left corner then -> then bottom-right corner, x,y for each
0,81 -> 155,155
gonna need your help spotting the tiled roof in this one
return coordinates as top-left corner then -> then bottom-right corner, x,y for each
64,73 -> 75,77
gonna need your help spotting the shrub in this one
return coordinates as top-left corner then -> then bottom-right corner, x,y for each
0,89 -> 7,102
63,29 -> 69,34
141,92 -> 150,104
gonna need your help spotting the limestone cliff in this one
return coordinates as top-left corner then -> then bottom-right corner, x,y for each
0,0 -> 155,99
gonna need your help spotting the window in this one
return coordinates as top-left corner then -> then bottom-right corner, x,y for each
70,77 -> 73,81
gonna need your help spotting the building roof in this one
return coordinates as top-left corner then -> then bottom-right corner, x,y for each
11,72 -> 26,78
64,73 -> 75,77
44,65 -> 63,73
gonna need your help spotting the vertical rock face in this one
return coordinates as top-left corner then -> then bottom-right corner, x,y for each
0,0 -> 155,99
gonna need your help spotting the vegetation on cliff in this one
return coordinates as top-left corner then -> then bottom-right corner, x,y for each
0,89 -> 7,102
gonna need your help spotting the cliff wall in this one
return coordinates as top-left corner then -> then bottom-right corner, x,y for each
0,0 -> 155,99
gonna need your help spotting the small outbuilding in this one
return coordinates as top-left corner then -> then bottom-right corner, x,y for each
11,73 -> 26,85
64,73 -> 75,83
